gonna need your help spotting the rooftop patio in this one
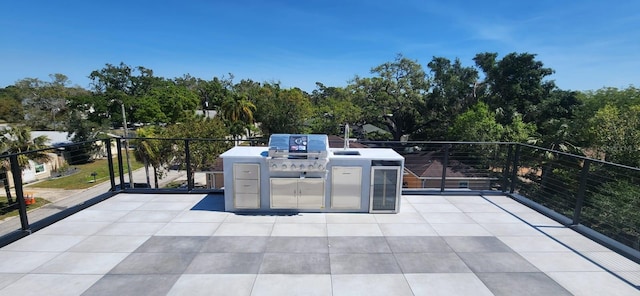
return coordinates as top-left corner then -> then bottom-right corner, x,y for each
0,192 -> 637,296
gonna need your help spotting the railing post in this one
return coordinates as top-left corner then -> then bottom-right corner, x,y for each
10,155 -> 29,231
510,144 -> 521,194
185,139 -> 193,190
116,139 -> 125,189
440,144 -> 450,192
502,144 -> 513,193
572,159 -> 591,225
105,139 -> 116,191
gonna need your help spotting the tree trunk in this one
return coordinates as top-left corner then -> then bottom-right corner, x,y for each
144,160 -> 150,187
0,170 -> 13,204
153,166 -> 159,189
540,161 -> 554,203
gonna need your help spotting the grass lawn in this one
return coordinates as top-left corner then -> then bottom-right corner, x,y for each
0,198 -> 50,220
27,157 -> 144,190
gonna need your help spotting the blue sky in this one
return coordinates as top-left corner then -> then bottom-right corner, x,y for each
1,0 -> 638,92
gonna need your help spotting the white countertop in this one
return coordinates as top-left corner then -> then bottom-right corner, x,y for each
220,146 -> 268,158
220,146 -> 403,161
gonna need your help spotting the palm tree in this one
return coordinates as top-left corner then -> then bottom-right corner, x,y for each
132,127 -> 164,188
220,93 -> 256,143
0,125 -> 50,203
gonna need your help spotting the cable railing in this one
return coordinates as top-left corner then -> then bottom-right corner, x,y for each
1,137 -> 639,264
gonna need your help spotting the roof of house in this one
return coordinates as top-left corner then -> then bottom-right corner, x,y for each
30,131 -> 71,146
361,124 -> 390,135
403,151 -> 480,179
327,135 -> 368,149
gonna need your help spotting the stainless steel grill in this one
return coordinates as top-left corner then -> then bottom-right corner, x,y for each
267,134 -> 329,172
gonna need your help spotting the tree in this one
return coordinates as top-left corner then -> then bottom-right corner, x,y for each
417,57 -> 479,139
474,52 -> 556,125
252,84 -> 312,136
449,102 -> 503,142
148,80 -> 199,124
450,101 -> 534,153
0,97 -> 24,123
132,127 -> 164,188
88,63 -> 136,128
588,104 -> 640,167
0,125 -> 50,203
13,74 -> 81,130
351,54 -> 428,141
220,93 -> 257,142
163,117 -> 231,183
308,83 -> 362,136
575,86 -> 640,148
64,110 -> 106,165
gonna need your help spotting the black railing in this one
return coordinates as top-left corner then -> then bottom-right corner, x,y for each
1,138 -> 639,264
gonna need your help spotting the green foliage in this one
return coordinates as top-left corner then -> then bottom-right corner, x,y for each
418,57 -> 479,139
86,63 -> 199,128
588,104 -> 640,166
351,54 -> 428,141
474,52 -> 556,125
0,125 -> 51,169
220,92 -> 257,140
163,117 -> 231,172
13,74 -> 85,130
503,114 -> 536,143
253,84 -> 312,135
132,127 -> 167,187
583,180 -> 640,249
0,125 -> 51,203
449,102 -> 503,142
0,94 -> 24,123
450,102 -> 535,143
308,84 -> 362,135
151,81 -> 199,124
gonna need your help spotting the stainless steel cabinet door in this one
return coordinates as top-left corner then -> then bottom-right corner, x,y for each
331,166 -> 362,209
298,178 -> 325,209
270,178 -> 298,208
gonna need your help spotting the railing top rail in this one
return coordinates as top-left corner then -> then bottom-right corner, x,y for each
358,140 -> 515,145
2,137 -> 638,172
516,142 -> 640,172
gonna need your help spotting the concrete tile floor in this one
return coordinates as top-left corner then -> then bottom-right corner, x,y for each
0,193 -> 638,295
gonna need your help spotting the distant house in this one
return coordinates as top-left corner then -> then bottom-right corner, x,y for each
4,130 -> 117,186
204,157 -> 225,189
0,130 -> 67,185
402,151 -> 495,190
30,131 -> 71,147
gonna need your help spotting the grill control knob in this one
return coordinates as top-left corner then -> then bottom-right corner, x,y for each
291,164 -> 297,170
281,164 -> 287,169
299,164 -> 305,170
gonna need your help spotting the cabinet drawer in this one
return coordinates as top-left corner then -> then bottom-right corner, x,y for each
234,164 -> 259,179
235,179 -> 259,194
235,193 -> 260,209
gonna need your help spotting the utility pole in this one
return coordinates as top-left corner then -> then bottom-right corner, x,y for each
121,103 -> 134,188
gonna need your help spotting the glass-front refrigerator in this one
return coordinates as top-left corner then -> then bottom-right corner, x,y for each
370,166 -> 401,213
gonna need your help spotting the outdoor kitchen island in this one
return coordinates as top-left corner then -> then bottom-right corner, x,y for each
220,134 -> 404,213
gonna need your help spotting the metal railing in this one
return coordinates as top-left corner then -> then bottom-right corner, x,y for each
1,137 -> 639,265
